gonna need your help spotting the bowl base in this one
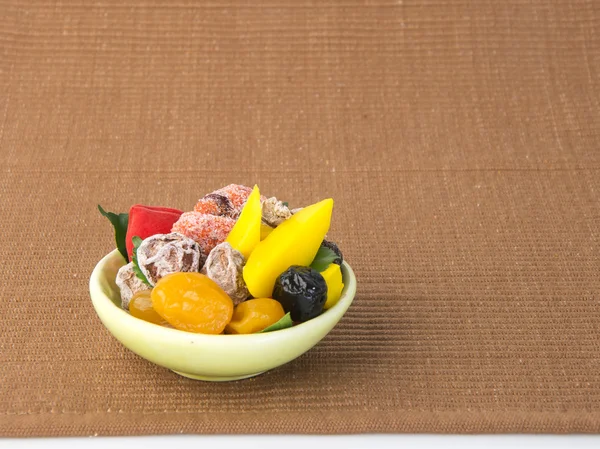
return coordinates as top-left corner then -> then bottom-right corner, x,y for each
172,370 -> 265,382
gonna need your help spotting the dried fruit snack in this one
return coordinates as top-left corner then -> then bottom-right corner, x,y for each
194,184 -> 254,218
171,212 -> 235,257
225,298 -> 285,334
101,183 -> 346,335
226,185 -> 262,258
152,272 -> 234,334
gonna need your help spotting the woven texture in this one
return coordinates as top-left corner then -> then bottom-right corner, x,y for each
1,0 -> 600,437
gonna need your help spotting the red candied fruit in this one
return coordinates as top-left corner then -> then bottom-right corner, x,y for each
214,184 -> 252,211
172,212 -> 235,257
193,184 -> 268,219
194,193 -> 234,217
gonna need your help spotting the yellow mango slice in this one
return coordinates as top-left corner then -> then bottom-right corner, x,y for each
243,198 -> 333,298
260,223 -> 274,240
225,185 -> 261,259
321,263 -> 344,310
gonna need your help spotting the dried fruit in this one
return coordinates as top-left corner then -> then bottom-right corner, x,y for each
136,232 -> 203,285
260,223 -> 274,240
194,193 -> 234,217
273,266 -> 328,322
213,184 -> 253,213
115,262 -> 151,310
226,185 -> 262,258
152,272 -> 233,334
320,263 -> 344,310
193,184 -> 253,219
125,205 -> 183,260
243,198 -> 334,298
261,197 -> 292,227
129,290 -> 166,325
225,298 -> 285,334
171,212 -> 235,257
202,242 -> 249,305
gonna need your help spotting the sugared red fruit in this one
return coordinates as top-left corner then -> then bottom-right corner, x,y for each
126,205 -> 183,260
151,272 -> 234,334
171,212 -> 235,257
225,298 -> 285,334
243,198 -> 333,298
320,263 -> 344,309
226,185 -> 262,259
273,266 -> 327,322
214,184 -> 253,212
194,193 -> 234,217
129,290 -> 165,325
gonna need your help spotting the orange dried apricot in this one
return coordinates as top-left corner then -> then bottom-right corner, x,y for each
225,298 -> 285,334
151,272 -> 234,334
129,290 -> 166,325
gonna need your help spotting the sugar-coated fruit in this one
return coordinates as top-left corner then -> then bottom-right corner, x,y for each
129,290 -> 166,325
151,272 -> 233,334
225,298 -> 285,334
225,185 -> 262,259
171,212 -> 235,257
320,263 -> 344,309
260,223 -> 274,240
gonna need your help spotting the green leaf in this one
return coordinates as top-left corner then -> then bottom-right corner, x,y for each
282,201 -> 289,207
98,205 -> 129,263
260,312 -> 293,333
310,246 -> 338,272
131,236 -> 153,287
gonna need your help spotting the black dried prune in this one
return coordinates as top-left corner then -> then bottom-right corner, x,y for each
273,266 -> 328,322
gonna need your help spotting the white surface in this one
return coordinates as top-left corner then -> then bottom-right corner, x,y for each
2,435 -> 600,448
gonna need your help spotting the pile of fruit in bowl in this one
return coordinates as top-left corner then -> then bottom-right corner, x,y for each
98,184 -> 346,336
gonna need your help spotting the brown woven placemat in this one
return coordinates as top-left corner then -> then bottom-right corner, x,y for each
1,0 -> 600,437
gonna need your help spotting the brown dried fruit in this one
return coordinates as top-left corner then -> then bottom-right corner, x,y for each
137,232 -> 204,285
261,197 -> 292,227
201,242 -> 249,305
116,262 -> 150,310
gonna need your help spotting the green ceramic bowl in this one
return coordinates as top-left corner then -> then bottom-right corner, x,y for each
89,249 -> 357,382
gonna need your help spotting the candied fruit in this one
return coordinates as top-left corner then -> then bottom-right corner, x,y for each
226,185 -> 262,259
194,193 -> 234,217
261,197 -> 292,227
152,272 -> 233,334
320,263 -> 344,310
260,223 -> 274,240
202,242 -> 249,305
273,266 -> 327,322
116,262 -> 150,310
171,212 -> 235,257
129,290 -> 166,325
225,298 -> 285,334
137,232 -> 203,285
214,184 -> 253,212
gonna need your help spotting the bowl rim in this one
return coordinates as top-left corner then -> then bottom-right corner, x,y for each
89,249 -> 357,341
